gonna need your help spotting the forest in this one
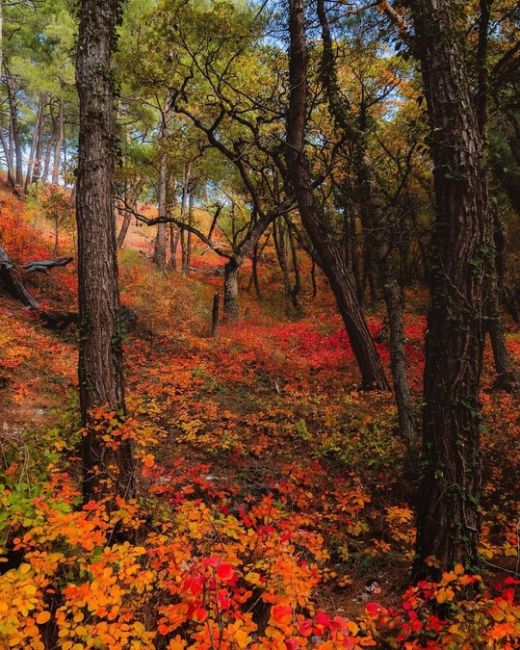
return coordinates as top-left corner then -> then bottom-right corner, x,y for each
0,0 -> 519,648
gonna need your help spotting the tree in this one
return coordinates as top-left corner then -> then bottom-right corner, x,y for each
402,0 -> 489,581
75,0 -> 134,503
286,0 -> 389,391
317,0 -> 417,442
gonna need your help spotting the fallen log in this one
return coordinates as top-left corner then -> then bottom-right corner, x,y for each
22,257 -> 73,273
0,245 -> 76,329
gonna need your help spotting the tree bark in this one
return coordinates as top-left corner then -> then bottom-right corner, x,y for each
42,131 -> 54,183
183,192 -> 193,277
25,94 -> 46,191
286,0 -> 389,391
52,98 -> 64,185
273,219 -> 291,314
31,100 -> 48,186
153,111 -> 170,272
154,151 -> 168,272
287,222 -> 302,315
167,178 -> 179,271
211,291 -> 220,336
75,0 -> 134,503
116,198 -> 132,249
249,241 -> 262,299
410,0 -> 488,581
5,74 -> 23,189
223,258 -> 239,321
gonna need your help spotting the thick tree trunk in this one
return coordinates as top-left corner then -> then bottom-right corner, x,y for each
223,258 -> 239,322
76,0 -> 134,503
286,0 -> 389,391
410,0 -> 488,581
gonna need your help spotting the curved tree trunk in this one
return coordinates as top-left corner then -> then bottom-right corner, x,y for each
286,0 -> 389,391
117,202 -> 132,249
76,0 -> 134,503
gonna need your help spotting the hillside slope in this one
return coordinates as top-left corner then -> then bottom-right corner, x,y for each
1,183 -> 519,649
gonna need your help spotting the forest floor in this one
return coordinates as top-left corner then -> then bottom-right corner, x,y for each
1,180 -> 519,648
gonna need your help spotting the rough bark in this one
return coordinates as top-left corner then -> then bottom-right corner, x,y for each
286,0 -> 389,391
223,258 -> 239,321
410,0 -> 488,581
75,0 -> 134,503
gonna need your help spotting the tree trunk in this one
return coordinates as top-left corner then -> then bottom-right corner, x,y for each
25,94 -> 46,191
42,132 -> 54,183
273,219 -> 291,314
0,118 -> 15,187
167,223 -> 180,271
153,108 -> 170,272
249,241 -> 262,299
223,258 -> 239,322
52,98 -> 64,185
286,0 -> 389,391
31,101 -> 48,186
310,257 -> 318,299
410,0 -> 488,581
166,178 -> 179,271
75,0 -> 134,503
116,200 -> 132,249
5,74 -> 23,189
381,272 -> 417,445
211,291 -> 219,336
182,192 -> 193,277
154,150 -> 168,272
